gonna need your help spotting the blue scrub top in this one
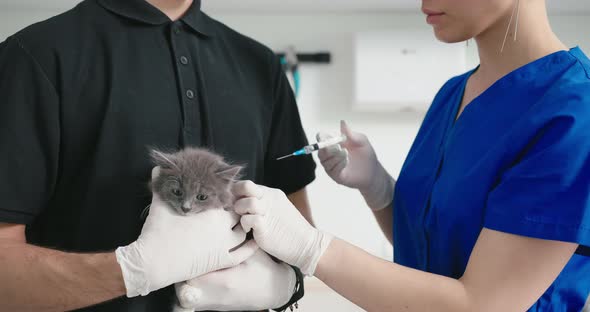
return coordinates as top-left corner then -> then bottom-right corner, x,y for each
394,47 -> 590,311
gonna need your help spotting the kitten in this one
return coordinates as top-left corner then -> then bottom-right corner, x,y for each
149,147 -> 244,312
150,147 -> 243,215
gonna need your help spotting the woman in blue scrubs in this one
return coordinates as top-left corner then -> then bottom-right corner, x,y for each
232,0 -> 590,310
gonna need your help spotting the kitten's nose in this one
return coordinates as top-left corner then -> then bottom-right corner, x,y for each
181,206 -> 191,213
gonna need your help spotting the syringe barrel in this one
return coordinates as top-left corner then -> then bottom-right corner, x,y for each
316,135 -> 346,149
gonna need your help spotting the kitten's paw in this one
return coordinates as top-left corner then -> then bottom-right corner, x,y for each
177,284 -> 203,308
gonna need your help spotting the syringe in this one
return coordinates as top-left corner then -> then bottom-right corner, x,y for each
276,135 -> 347,160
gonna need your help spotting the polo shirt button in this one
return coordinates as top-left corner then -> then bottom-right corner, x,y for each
173,26 -> 181,35
180,56 -> 189,65
186,89 -> 195,99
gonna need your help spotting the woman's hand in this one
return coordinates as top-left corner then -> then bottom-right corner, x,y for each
232,181 -> 333,276
317,120 -> 395,211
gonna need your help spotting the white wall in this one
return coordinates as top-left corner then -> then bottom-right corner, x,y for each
1,6 -> 590,311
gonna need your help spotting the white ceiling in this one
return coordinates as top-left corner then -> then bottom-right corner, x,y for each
1,0 -> 589,14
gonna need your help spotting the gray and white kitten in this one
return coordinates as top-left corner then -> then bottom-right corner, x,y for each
150,147 -> 243,215
149,147 -> 244,312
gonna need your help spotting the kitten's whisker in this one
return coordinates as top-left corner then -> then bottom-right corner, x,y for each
140,204 -> 152,219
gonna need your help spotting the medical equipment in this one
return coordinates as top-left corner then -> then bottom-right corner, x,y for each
276,47 -> 331,98
276,135 -> 347,160
280,46 -> 300,97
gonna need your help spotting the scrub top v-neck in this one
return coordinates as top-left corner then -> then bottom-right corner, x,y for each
394,47 -> 590,310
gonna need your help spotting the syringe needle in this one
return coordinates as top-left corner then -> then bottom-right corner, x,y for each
276,154 -> 294,161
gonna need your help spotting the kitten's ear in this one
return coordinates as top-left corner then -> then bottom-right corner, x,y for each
150,149 -> 179,170
216,163 -> 243,182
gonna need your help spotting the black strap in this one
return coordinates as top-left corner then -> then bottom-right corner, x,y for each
273,266 -> 305,312
575,245 -> 590,257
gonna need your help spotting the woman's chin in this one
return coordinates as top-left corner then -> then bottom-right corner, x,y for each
432,28 -> 472,44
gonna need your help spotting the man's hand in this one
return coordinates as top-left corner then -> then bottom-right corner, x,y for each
115,167 -> 258,297
174,249 -> 296,311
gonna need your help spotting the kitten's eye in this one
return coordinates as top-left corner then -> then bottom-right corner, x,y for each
172,189 -> 183,197
196,194 -> 208,201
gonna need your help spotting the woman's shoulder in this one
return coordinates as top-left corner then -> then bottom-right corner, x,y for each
519,57 -> 590,148
537,49 -> 590,119
568,47 -> 590,81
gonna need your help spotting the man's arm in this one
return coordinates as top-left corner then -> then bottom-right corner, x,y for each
287,187 -> 314,226
0,223 -> 126,312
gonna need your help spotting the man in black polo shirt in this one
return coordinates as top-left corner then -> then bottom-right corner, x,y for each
0,0 -> 316,311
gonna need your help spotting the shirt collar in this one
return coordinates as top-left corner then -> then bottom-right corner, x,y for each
97,0 -> 214,37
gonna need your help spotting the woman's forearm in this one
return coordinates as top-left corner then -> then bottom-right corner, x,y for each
315,238 -> 471,312
0,241 -> 126,311
314,229 -> 578,312
372,204 -> 393,244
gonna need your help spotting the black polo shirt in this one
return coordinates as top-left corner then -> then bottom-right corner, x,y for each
0,0 -> 315,311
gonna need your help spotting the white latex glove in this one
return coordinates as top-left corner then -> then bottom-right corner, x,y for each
233,181 -> 333,276
317,120 -> 395,211
173,249 -> 296,312
115,167 -> 258,297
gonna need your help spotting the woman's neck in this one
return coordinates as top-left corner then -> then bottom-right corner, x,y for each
474,0 -> 567,81
145,0 -> 193,21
